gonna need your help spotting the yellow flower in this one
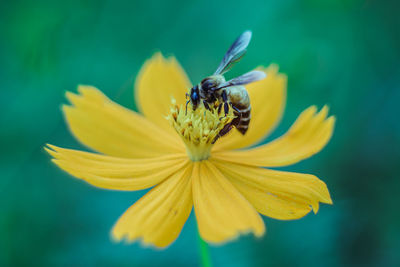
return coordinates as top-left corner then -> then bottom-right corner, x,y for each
45,52 -> 335,248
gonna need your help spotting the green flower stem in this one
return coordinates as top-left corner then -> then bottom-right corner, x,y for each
198,230 -> 212,267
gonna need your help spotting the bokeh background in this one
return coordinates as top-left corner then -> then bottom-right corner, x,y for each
1,0 -> 399,266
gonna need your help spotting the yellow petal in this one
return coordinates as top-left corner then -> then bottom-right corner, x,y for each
64,85 -> 184,158
112,165 -> 193,248
213,106 -> 335,167
46,144 -> 188,191
135,53 -> 192,135
192,161 -> 265,243
212,159 -> 332,219
213,65 -> 286,151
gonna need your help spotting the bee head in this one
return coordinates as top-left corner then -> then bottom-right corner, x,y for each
189,85 -> 200,110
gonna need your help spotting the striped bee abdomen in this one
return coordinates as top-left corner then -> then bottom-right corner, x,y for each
232,104 -> 251,135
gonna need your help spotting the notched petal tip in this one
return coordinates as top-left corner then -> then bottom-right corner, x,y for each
77,84 -> 100,96
326,115 -> 336,129
44,144 -> 67,159
215,104 -> 336,167
320,105 -> 329,117
213,159 -> 333,221
309,105 -> 318,114
44,146 -> 58,159
200,222 -> 266,245
315,177 -> 333,205
111,228 -> 133,246
65,86 -> 104,107
201,225 -> 266,246
44,143 -> 54,151
110,230 -> 122,243
111,230 -> 170,249
111,232 -> 145,248
64,91 -> 77,103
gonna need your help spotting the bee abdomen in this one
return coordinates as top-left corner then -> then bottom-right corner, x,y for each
232,104 -> 251,135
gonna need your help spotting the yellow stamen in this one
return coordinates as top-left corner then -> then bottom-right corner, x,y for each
167,99 -> 235,161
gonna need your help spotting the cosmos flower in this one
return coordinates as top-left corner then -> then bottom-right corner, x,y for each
45,53 -> 334,248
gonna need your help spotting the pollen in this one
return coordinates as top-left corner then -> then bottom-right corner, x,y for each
167,99 -> 235,161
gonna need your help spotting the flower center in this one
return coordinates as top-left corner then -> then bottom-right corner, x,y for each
167,99 -> 235,161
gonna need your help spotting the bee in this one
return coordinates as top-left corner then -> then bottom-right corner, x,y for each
186,31 -> 266,140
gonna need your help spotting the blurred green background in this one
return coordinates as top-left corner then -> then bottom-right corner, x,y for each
1,0 -> 399,266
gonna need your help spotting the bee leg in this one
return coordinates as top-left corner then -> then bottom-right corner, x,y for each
224,103 -> 229,115
230,105 -> 242,128
231,105 -> 242,120
203,100 -> 211,110
185,100 -> 190,115
221,90 -> 229,116
217,103 -> 223,114
231,105 -> 240,114
220,123 -> 234,136
212,123 -> 234,144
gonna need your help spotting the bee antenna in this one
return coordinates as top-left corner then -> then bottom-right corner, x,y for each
185,99 -> 190,115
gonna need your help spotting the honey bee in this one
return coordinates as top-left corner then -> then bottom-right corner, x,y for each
186,31 -> 266,140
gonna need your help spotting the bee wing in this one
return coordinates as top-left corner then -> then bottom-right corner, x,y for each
216,70 -> 266,89
214,31 -> 252,75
